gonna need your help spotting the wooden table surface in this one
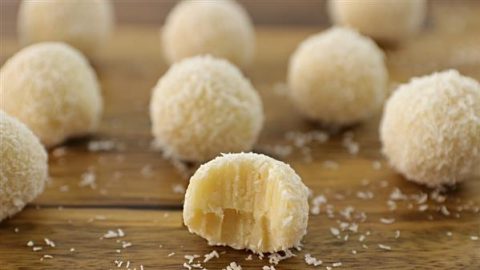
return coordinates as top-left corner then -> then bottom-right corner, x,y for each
1,9 -> 480,270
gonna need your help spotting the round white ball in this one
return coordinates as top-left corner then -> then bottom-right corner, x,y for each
162,0 -> 255,68
150,56 -> 263,162
0,42 -> 103,147
18,0 -> 114,58
380,70 -> 480,187
328,0 -> 427,42
0,111 -> 48,222
288,27 -> 388,125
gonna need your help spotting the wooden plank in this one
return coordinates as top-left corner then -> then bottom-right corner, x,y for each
1,8 -> 480,269
0,204 -> 478,269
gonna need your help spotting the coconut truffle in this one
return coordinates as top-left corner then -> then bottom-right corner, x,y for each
287,27 -> 388,125
380,70 -> 480,187
150,56 -> 263,162
0,42 -> 103,147
0,111 -> 48,222
184,153 -> 309,253
328,0 -> 427,42
18,0 -> 114,58
162,0 -> 254,68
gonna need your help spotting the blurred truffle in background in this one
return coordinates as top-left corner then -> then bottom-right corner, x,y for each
17,0 -> 114,59
0,42 -> 103,148
288,27 -> 388,126
161,0 -> 255,68
328,0 -> 427,43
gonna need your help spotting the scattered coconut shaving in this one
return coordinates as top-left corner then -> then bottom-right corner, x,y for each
342,132 -> 359,155
40,254 -> 54,261
203,250 -> 219,263
372,160 -> 382,170
79,170 -> 96,189
102,229 -> 125,239
268,249 -> 296,265
310,194 -> 327,215
172,184 -> 186,194
304,253 -> 322,266
88,140 -> 118,152
122,241 -> 132,249
378,244 -> 392,251
440,206 -> 450,216
380,218 -> 395,224
44,238 -> 55,247
330,227 -> 340,236
59,185 -> 70,192
184,254 -> 200,264
141,164 -> 153,177
356,191 -> 374,200
224,262 -> 242,270
323,160 -> 339,169
418,205 -> 429,212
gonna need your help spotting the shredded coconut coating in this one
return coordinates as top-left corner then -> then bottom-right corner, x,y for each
328,0 -> 427,42
18,0 -> 114,58
150,56 -> 263,162
288,27 -> 387,125
380,70 -> 480,187
0,111 -> 48,222
0,42 -> 103,148
183,153 -> 309,253
162,0 -> 254,68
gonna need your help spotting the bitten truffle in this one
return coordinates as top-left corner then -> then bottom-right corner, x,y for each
18,0 -> 114,58
328,0 -> 427,42
162,0 -> 254,68
150,56 -> 263,162
183,153 -> 310,253
0,111 -> 48,222
288,27 -> 388,125
0,42 -> 103,147
380,70 -> 480,187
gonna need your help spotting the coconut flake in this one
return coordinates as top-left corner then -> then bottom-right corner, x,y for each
304,254 -> 322,266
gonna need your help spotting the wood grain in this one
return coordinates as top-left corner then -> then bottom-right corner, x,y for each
1,9 -> 480,270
